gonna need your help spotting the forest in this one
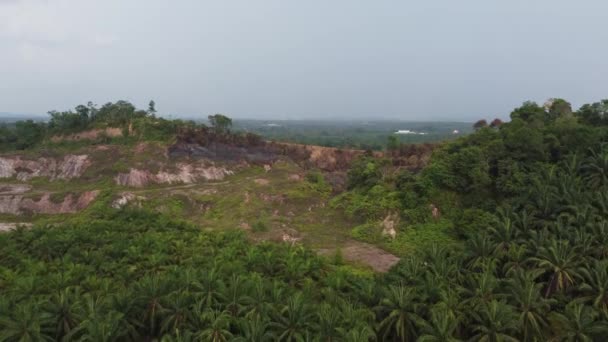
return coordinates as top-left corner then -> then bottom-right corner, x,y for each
1,97 -> 608,341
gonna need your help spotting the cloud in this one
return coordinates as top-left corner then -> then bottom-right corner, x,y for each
0,0 -> 117,64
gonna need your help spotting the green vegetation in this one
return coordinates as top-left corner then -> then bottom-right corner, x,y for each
0,101 -> 202,151
1,97 -> 608,340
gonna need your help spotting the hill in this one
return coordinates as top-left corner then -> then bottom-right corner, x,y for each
0,98 -> 607,340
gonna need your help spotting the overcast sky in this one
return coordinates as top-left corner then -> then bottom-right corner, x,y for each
1,0 -> 607,120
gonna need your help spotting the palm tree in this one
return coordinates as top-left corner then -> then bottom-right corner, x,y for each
466,234 -> 498,270
506,270 -> 552,341
579,260 -> 608,312
489,209 -> 520,256
337,299 -> 375,331
0,302 -> 53,342
502,244 -> 529,277
434,288 -> 468,335
376,284 -> 421,342
530,239 -> 581,297
242,273 -> 270,318
316,303 -> 343,341
233,314 -> 274,342
581,146 -> 608,188
221,274 -> 249,317
463,267 -> 501,309
590,221 -> 608,258
192,269 -> 225,310
160,329 -> 196,342
342,325 -> 376,342
470,300 -> 518,342
194,309 -> 233,342
417,307 -> 462,342
133,275 -> 172,337
65,295 -> 127,342
549,302 -> 608,341
160,291 -> 193,334
271,292 -> 314,341
44,287 -> 83,340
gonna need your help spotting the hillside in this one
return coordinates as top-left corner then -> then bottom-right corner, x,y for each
0,116 -> 436,272
1,98 -> 608,341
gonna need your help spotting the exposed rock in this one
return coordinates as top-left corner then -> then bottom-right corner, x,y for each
239,222 -> 251,230
0,155 -> 90,181
115,169 -> 150,187
0,191 -> 99,215
112,192 -> 144,209
115,163 -> 233,187
0,222 -> 33,232
381,213 -> 399,239
282,230 -> 301,244
430,204 -> 440,219
0,184 -> 32,195
263,164 -> 272,172
57,155 -> 90,180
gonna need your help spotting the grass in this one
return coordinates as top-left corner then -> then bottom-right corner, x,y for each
385,219 -> 459,256
0,144 -> 398,271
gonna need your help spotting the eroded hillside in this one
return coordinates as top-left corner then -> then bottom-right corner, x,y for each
0,137 -> 435,271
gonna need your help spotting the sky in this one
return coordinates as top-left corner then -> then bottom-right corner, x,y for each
1,0 -> 607,121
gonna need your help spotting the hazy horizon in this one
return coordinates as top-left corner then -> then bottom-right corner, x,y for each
1,0 -> 607,121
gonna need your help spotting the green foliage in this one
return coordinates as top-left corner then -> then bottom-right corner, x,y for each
251,220 -> 269,233
208,114 -> 233,133
331,184 -> 400,221
2,97 -> 608,340
347,156 -> 387,190
0,209 -> 382,341
0,100 -> 230,151
454,208 -> 496,238
576,99 -> 608,126
351,222 -> 383,243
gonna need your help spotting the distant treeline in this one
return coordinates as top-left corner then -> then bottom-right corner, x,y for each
0,101 -> 240,151
234,120 -> 473,150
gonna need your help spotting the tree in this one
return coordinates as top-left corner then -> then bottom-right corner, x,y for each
489,118 -> 503,128
376,284 -> 421,342
581,146 -> 608,188
387,135 -> 400,151
14,120 -> 45,149
576,99 -> 608,126
233,315 -> 274,342
510,101 -> 545,124
579,260 -> 608,312
546,98 -> 573,122
473,119 -> 488,130
417,307 -> 461,342
194,310 -> 232,342
530,240 -> 581,297
506,271 -> 552,341
549,302 -> 608,341
470,300 -> 519,342
208,114 -> 232,133
0,302 -> 53,342
45,288 -> 83,340
271,293 -> 314,341
148,100 -> 157,116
